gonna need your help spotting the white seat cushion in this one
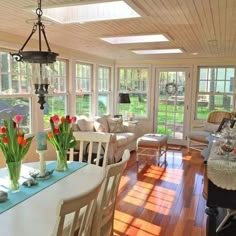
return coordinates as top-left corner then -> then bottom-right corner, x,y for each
115,132 -> 136,147
189,130 -> 210,143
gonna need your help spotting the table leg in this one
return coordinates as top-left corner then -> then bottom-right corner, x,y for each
157,147 -> 161,166
205,206 -> 218,236
164,142 -> 167,164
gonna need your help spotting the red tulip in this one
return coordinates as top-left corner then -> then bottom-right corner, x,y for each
3,136 -> 8,144
21,139 -> 27,146
51,115 -> 59,124
54,128 -> 59,135
17,136 -> 23,145
0,126 -> 6,134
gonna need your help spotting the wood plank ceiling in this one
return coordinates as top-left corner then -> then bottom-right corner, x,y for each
0,0 -> 235,60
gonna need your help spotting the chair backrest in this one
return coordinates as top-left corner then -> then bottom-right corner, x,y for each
91,149 -> 130,236
207,110 -> 231,124
53,176 -> 104,236
70,132 -> 112,168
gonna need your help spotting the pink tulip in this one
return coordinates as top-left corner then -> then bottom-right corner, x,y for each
71,116 -> 77,123
13,115 -> 23,124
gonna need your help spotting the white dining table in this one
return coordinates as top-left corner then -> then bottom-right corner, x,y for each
0,162 -> 104,236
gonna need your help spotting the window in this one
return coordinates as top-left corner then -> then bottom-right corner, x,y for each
97,66 -> 111,116
196,67 -> 235,119
75,62 -> 93,117
0,52 -> 32,133
43,60 -> 68,129
118,67 -> 148,118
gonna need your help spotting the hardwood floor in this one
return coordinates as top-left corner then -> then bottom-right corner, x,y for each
114,147 -> 207,236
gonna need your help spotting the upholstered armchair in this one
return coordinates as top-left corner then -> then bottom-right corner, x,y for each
188,110 -> 232,152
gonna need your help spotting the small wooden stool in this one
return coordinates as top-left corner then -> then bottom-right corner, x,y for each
136,134 -> 168,166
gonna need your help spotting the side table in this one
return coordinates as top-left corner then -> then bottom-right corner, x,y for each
205,143 -> 236,236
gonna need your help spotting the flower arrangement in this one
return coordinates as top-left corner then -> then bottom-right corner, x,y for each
47,114 -> 77,151
0,115 -> 34,163
47,115 -> 77,171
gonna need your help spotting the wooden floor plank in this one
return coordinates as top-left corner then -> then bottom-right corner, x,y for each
114,148 -> 206,236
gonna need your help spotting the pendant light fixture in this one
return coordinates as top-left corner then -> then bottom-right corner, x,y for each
11,0 -> 59,110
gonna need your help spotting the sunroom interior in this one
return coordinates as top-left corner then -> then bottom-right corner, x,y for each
0,0 -> 236,166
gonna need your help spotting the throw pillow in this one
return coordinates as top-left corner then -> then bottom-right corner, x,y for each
77,117 -> 94,131
107,117 -> 125,133
95,114 -> 111,132
94,121 -> 106,132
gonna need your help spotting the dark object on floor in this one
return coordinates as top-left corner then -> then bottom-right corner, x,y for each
217,213 -> 236,236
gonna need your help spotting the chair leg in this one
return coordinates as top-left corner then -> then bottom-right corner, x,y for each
187,138 -> 190,153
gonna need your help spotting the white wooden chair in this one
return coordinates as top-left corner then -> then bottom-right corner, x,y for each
69,132 -> 112,168
53,175 -> 104,236
91,149 -> 130,236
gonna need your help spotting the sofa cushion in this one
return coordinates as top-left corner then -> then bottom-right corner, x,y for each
203,122 -> 219,132
94,121 -> 106,132
95,114 -> 111,132
77,117 -> 94,132
115,132 -> 136,147
189,130 -> 210,143
107,117 -> 125,133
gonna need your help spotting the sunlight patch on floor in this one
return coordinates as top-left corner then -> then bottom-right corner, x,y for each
122,182 -> 175,216
118,175 -> 130,193
180,155 -> 192,161
114,210 -> 162,236
142,165 -> 183,184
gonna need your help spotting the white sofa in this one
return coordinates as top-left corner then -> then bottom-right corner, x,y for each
72,115 -> 138,163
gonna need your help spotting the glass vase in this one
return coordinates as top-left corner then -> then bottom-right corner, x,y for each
56,150 -> 68,172
6,161 -> 21,192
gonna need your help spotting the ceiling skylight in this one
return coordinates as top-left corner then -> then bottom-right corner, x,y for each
100,34 -> 169,44
42,1 -> 140,24
132,49 -> 183,54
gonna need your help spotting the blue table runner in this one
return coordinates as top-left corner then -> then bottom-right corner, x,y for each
0,161 -> 87,214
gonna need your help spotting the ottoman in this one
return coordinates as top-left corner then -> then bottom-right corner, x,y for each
136,133 -> 168,166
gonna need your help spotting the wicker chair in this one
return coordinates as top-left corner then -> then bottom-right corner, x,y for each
188,110 -> 232,152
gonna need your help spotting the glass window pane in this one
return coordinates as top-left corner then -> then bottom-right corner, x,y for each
43,96 -> 67,129
217,68 -> 225,80
43,59 -> 67,128
49,61 -> 67,93
118,67 -> 148,118
76,63 -> 92,92
97,66 -> 110,116
118,93 -> 147,118
76,95 -> 91,117
196,67 -> 235,119
98,94 -> 109,116
98,67 -> 110,91
215,81 -> 225,93
0,98 -> 31,133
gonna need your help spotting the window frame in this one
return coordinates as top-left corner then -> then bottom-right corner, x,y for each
195,66 -> 235,120
75,61 -> 94,117
96,65 -> 112,116
0,51 -> 33,133
43,59 -> 69,129
117,66 -> 150,119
